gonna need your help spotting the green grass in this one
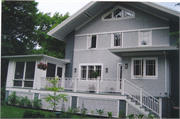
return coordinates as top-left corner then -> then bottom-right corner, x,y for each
1,105 -> 54,118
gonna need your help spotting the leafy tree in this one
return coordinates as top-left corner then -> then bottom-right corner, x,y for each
32,12 -> 69,58
2,1 -> 39,56
42,78 -> 68,115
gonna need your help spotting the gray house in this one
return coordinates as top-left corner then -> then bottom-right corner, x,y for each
3,1 -> 179,118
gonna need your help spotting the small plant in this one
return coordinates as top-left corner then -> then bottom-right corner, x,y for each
91,110 -> 94,115
126,114 -> 135,119
148,114 -> 154,119
33,97 -> 42,109
107,111 -> 112,118
136,114 -> 144,119
119,110 -> 123,119
23,109 -> 45,118
90,71 -> 99,78
96,109 -> 104,117
8,91 -> 18,105
37,62 -> 48,70
73,107 -> 80,114
67,107 -> 74,115
81,107 -> 87,117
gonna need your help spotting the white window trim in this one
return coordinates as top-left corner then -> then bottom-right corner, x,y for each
13,61 -> 35,88
111,32 -> 123,48
138,30 -> 152,46
102,6 -> 135,21
86,35 -> 98,49
131,57 -> 158,79
79,63 -> 103,80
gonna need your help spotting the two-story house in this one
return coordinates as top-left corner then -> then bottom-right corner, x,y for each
3,1 -> 179,118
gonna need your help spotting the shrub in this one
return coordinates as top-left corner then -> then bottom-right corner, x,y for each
8,91 -> 18,105
96,109 -> 104,117
107,111 -> 112,118
33,97 -> 42,109
23,109 -> 45,118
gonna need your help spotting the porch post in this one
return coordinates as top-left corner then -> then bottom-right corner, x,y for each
140,87 -> 143,107
159,98 -> 162,119
96,76 -> 100,93
61,77 -> 65,89
121,78 -> 125,95
74,77 -> 77,92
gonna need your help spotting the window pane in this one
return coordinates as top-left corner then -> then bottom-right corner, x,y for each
57,67 -> 62,77
81,66 -> 86,79
14,62 -> 24,79
124,11 -> 133,17
25,62 -> 35,79
134,60 -> 142,75
114,33 -> 121,46
46,63 -> 56,77
95,66 -> 101,77
146,60 -> 156,76
91,35 -> 96,48
140,31 -> 150,45
24,81 -> 33,87
14,80 -> 22,86
88,66 -> 94,78
105,13 -> 112,19
114,9 -> 122,18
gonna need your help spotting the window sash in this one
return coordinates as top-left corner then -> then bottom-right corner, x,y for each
91,35 -> 96,48
133,59 -> 142,76
114,33 -> 122,46
146,60 -> 156,76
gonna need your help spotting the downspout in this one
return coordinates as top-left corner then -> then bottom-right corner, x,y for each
164,51 -> 167,95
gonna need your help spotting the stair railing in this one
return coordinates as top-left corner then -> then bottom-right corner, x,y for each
122,78 -> 162,118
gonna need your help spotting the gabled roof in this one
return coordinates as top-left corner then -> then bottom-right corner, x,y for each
47,1 -> 180,42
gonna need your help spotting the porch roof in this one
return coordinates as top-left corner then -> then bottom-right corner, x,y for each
2,54 -> 70,64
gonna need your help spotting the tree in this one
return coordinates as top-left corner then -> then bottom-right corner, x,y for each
2,1 -> 39,56
32,12 -> 69,59
42,78 -> 68,115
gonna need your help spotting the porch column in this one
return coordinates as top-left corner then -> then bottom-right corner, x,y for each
96,76 -> 100,93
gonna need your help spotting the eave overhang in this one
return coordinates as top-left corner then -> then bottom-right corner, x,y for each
2,54 -> 70,64
47,1 -> 180,42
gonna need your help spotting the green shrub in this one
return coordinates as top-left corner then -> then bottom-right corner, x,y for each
96,109 -> 104,117
8,91 -> 18,105
23,109 -> 45,118
33,97 -> 42,109
107,111 -> 112,118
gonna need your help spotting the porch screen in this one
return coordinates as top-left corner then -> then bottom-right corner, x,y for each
14,62 -> 24,79
25,62 -> 35,79
46,63 -> 56,77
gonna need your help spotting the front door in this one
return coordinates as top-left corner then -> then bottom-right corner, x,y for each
118,64 -> 122,79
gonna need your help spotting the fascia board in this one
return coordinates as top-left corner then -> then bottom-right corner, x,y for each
109,46 -> 178,53
47,1 -> 97,37
143,2 -> 180,17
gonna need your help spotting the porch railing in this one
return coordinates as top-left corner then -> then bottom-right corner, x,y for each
40,77 -> 162,118
122,78 -> 162,118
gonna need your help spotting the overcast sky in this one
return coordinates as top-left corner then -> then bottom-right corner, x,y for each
36,1 -> 180,17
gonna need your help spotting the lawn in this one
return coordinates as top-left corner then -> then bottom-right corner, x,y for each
1,105 -> 96,118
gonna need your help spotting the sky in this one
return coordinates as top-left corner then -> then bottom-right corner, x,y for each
36,1 -> 180,17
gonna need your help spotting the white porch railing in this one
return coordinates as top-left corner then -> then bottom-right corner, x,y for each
122,78 -> 162,118
40,77 -> 162,118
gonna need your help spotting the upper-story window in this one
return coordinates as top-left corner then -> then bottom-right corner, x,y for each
139,30 -> 152,46
87,35 -> 97,49
102,6 -> 135,21
114,33 -> 122,46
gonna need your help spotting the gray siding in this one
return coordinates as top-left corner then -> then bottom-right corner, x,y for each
123,32 -> 138,47
152,29 -> 169,46
76,3 -> 168,35
98,34 -> 111,48
65,31 -> 75,77
74,36 -> 87,50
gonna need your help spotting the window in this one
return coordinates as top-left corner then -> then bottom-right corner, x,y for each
14,61 -> 35,87
139,31 -> 151,46
87,35 -> 97,49
131,58 -> 158,79
114,33 -> 122,46
102,6 -> 135,21
80,65 -> 102,80
46,63 -> 56,77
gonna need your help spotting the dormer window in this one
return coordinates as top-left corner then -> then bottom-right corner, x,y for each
102,6 -> 135,21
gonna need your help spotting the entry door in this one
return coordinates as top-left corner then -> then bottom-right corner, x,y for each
118,64 -> 122,79
57,67 -> 62,78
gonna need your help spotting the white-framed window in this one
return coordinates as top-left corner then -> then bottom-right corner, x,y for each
139,30 -> 152,46
102,6 -> 135,21
46,63 -> 63,78
14,61 -> 35,87
80,64 -> 102,80
87,35 -> 97,49
111,33 -> 122,47
131,57 -> 158,79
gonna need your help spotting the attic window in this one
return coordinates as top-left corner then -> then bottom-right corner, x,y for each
102,6 -> 135,21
